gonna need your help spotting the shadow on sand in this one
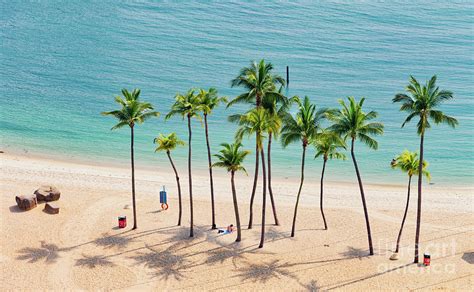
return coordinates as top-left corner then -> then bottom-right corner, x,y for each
303,280 -> 321,292
234,259 -> 298,283
129,245 -> 188,281
16,241 -> 62,264
9,205 -> 24,213
93,233 -> 134,249
75,254 -> 115,268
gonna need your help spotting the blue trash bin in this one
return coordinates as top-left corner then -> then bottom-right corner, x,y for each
159,186 -> 167,204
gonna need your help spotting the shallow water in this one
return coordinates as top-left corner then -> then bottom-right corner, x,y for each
1,1 -> 473,186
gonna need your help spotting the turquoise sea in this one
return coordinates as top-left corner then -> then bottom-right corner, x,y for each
1,1 -> 473,186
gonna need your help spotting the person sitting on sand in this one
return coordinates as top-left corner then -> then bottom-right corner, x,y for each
218,224 -> 235,234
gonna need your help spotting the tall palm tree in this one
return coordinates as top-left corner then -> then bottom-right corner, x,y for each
166,89 -> 201,237
329,97 -> 384,255
236,108 -> 276,248
213,141 -> 250,242
314,130 -> 346,230
229,59 -> 285,229
281,96 -> 326,237
154,133 -> 185,226
197,87 -> 227,230
261,92 -> 292,226
102,88 -> 160,230
393,75 -> 457,263
390,150 -> 430,254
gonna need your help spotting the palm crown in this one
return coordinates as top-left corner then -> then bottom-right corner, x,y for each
236,108 -> 276,150
261,90 -> 293,136
197,88 -> 227,115
102,89 -> 160,129
328,97 -> 384,149
166,89 -> 202,120
281,96 -> 326,147
314,130 -> 347,161
391,150 -> 430,180
228,59 -> 286,107
154,133 -> 185,153
213,142 -> 250,173
392,75 -> 458,134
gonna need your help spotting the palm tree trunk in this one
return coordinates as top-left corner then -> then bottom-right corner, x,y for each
395,175 -> 412,253
130,126 -> 137,230
291,144 -> 306,237
231,170 -> 241,242
248,142 -> 259,229
351,137 -> 374,255
204,114 -> 217,229
320,157 -> 328,230
167,151 -> 182,226
414,132 -> 424,263
258,146 -> 267,248
187,115 -> 194,237
267,132 -> 280,226
249,95 -> 262,230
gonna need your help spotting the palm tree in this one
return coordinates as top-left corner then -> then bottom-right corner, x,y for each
390,150 -> 430,254
393,75 -> 457,263
314,130 -> 346,230
197,88 -> 227,230
261,92 -> 292,226
166,89 -> 201,237
229,59 -> 285,230
329,97 -> 384,255
153,133 -> 185,226
281,96 -> 326,237
102,89 -> 160,230
236,108 -> 276,248
213,141 -> 250,242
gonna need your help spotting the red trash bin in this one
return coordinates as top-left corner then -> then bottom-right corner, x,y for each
423,253 -> 431,266
118,216 -> 127,228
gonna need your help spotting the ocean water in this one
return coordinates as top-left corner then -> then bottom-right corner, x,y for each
1,1 -> 473,186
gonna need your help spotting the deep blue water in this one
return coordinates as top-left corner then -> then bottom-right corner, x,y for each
1,1 -> 473,186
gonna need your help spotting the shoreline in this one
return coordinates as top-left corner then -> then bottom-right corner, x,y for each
2,152 -> 472,213
2,148 -> 473,192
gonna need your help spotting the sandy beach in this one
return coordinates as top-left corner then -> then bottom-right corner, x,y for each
1,152 -> 473,290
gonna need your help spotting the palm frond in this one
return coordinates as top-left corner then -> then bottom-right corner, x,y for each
394,75 -> 457,135
212,141 -> 250,173
154,132 -> 185,152
357,133 -> 379,150
102,88 -> 158,130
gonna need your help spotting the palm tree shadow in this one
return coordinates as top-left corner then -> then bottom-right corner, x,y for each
204,243 -> 248,268
16,241 -> 62,264
199,226 -> 276,267
339,246 -> 370,259
303,279 -> 321,292
254,227 -> 290,242
164,225 -> 211,252
93,233 -> 133,249
462,252 -> 473,264
129,245 -> 189,281
234,259 -> 298,283
75,254 -> 115,268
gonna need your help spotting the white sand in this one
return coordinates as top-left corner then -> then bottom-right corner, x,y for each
1,153 -> 473,290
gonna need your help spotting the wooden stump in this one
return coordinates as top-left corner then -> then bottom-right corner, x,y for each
35,185 -> 61,202
44,203 -> 60,214
15,195 -> 37,211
